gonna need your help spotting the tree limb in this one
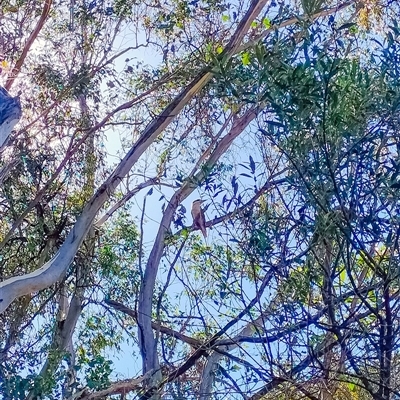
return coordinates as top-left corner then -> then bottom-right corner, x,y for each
5,0 -> 53,90
0,0 -> 268,316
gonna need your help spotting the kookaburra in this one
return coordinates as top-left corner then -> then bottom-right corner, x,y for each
191,199 -> 207,238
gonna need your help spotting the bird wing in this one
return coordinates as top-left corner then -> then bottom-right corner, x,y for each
199,208 -> 207,238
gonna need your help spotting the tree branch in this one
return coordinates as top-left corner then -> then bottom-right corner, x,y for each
5,0 -> 53,90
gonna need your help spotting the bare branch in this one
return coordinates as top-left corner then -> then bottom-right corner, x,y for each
5,0 -> 53,90
105,299 -> 201,348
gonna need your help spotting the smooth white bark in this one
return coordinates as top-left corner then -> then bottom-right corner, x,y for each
0,71 -> 210,314
138,107 -> 259,376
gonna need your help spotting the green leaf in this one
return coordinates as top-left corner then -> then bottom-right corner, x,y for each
241,52 -> 251,66
337,22 -> 356,31
349,25 -> 359,34
347,382 -> 356,392
249,155 -> 256,174
262,17 -> 271,29
339,268 -> 346,285
222,14 -> 230,22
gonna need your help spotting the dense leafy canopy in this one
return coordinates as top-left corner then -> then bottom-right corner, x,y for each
1,0 -> 400,399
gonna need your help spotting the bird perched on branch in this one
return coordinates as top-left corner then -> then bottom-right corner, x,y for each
0,86 -> 22,149
191,199 -> 207,238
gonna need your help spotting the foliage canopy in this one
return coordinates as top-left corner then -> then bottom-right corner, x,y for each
1,0 -> 400,399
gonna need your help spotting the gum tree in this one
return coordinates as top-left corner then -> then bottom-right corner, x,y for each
1,0 -> 399,399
